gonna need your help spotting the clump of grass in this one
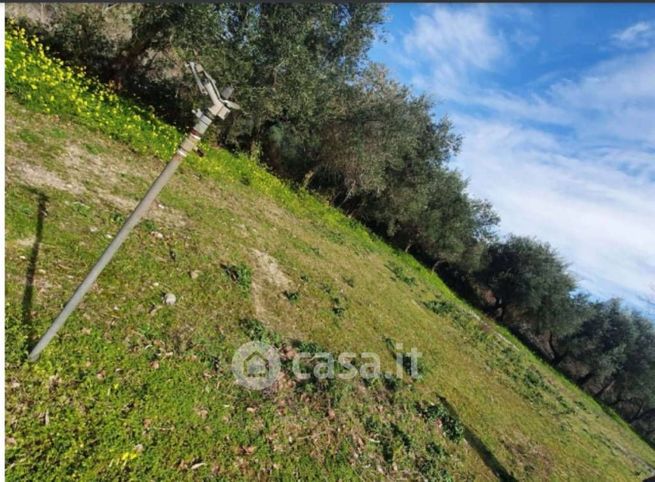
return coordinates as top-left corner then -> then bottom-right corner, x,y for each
142,219 -> 158,232
416,399 -> 465,443
331,296 -> 346,317
364,416 -> 395,463
384,336 -> 427,378
386,262 -> 416,285
221,262 -> 252,293
239,318 -> 282,347
424,298 -> 455,315
524,368 -> 546,390
417,441 -> 452,481
364,416 -> 415,464
283,290 -> 300,303
382,373 -> 406,394
320,282 -> 334,294
283,339 -> 348,399
342,275 -> 355,288
71,201 -> 92,216
110,211 -> 125,224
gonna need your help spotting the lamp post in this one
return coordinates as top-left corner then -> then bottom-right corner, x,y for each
28,63 -> 239,361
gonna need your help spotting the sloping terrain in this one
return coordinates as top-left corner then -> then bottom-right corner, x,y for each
5,96 -> 655,480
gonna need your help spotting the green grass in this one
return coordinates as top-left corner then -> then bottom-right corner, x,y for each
5,25 -> 655,481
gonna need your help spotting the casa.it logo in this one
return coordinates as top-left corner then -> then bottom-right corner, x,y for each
231,341 -> 281,390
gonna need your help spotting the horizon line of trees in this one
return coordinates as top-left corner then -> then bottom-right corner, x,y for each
10,3 -> 655,446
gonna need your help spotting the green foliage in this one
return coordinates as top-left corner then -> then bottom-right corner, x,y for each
424,298 -> 456,316
479,235 -> 577,331
417,441 -> 453,481
283,290 -> 300,303
239,318 -> 282,347
416,399 -> 465,443
221,262 -> 252,294
386,262 -> 416,286
6,22 -> 181,159
331,296 -> 346,317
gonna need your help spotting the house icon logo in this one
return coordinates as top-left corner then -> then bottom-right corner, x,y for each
231,341 -> 281,390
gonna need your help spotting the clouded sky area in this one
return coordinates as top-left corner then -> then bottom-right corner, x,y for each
369,4 -> 655,316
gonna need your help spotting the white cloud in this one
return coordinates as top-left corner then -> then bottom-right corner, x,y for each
457,48 -> 655,148
453,115 -> 655,309
403,6 -> 505,95
547,49 -> 655,146
612,21 -> 655,49
393,6 -> 655,312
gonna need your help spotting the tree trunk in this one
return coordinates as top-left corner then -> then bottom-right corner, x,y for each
337,189 -> 354,208
595,378 -> 615,398
546,330 -> 566,364
111,35 -> 155,87
578,371 -> 595,388
302,167 -> 317,189
627,399 -> 647,423
493,297 -> 505,322
629,407 -> 655,423
404,241 -> 413,253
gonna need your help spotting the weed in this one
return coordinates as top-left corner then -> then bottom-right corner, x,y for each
382,373 -> 406,394
524,368 -> 546,390
424,298 -> 455,315
391,422 -> 413,450
283,290 -> 300,303
320,282 -> 334,294
110,211 -> 125,224
416,399 -> 465,443
239,318 -> 282,347
18,129 -> 42,144
222,262 -> 252,293
83,142 -> 105,155
331,296 -> 346,317
417,441 -> 452,481
142,219 -> 158,232
72,201 -> 91,216
386,262 -> 416,285
385,336 -> 426,378
364,416 -> 395,463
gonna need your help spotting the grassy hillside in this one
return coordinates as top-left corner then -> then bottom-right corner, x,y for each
5,27 -> 655,480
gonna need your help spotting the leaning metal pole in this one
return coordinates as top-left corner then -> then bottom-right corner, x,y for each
28,63 -> 238,361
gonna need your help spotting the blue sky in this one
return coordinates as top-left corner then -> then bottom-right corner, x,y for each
369,4 -> 655,316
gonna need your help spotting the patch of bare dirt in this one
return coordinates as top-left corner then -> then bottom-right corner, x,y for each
249,249 -> 294,322
10,237 -> 37,248
251,249 -> 292,291
6,144 -> 187,228
8,163 -> 85,195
